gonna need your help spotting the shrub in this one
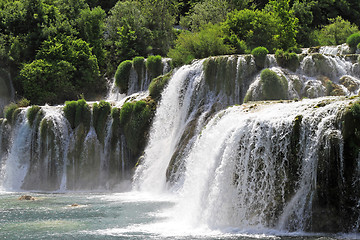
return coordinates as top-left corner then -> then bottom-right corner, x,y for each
168,24 -> 234,67
149,71 -> 172,100
27,105 -> 41,127
260,69 -> 288,100
317,16 -> 358,46
92,100 -> 111,143
146,55 -> 162,79
17,98 -> 30,107
358,42 -> 360,50
115,60 -> 133,94
4,103 -> 18,124
275,49 -> 300,72
252,47 -> 269,69
347,33 -> 360,51
63,99 -> 91,130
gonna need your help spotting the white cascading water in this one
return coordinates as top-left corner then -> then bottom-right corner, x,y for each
168,98 -> 348,231
133,60 -> 206,193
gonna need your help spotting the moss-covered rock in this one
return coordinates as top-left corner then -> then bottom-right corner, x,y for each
149,71 -> 173,100
252,47 -> 269,69
340,76 -> 358,93
63,99 -> 91,130
120,100 -> 155,156
260,69 -> 288,100
27,105 -> 42,127
275,49 -> 300,72
3,103 -> 18,124
115,60 -> 133,94
146,55 -> 162,79
92,100 -> 111,143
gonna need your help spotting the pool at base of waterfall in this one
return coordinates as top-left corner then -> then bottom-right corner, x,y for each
0,191 -> 357,240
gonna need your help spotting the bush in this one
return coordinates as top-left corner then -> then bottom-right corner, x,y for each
275,49 -> 300,72
252,47 -> 269,69
149,71 -> 172,100
17,98 -> 30,107
92,100 -> 111,143
358,42 -> 360,50
316,16 -> 358,46
260,69 -> 288,100
146,55 -> 162,79
4,103 -> 18,124
115,60 -> 133,94
168,24 -> 234,67
27,105 -> 41,127
64,99 -> 91,130
347,33 -> 360,51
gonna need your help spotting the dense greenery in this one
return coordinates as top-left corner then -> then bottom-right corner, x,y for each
63,99 -> 91,130
260,68 -> 288,100
120,100 -> 155,155
1,0 -> 360,105
252,47 -> 269,69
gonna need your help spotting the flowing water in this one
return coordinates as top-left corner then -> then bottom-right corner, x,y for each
1,52 -> 360,239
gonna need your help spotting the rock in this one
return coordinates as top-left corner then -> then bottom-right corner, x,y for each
18,195 -> 35,201
70,203 -> 79,207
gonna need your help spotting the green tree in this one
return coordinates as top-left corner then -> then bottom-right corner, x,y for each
317,16 -> 359,46
180,0 -> 229,31
168,24 -> 233,66
77,6 -> 106,67
223,9 -> 280,52
269,0 -> 298,50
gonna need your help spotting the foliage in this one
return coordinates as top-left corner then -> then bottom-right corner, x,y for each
27,105 -> 41,127
180,0 -> 229,31
292,0 -> 314,47
146,55 -> 163,79
251,47 -> 268,69
269,0 -> 298,50
120,100 -> 154,155
4,103 -> 18,124
260,68 -> 288,100
223,9 -> 280,52
347,33 -> 360,51
168,24 -> 233,66
92,100 -> 111,143
17,98 -> 30,107
63,99 -> 91,130
149,71 -> 173,100
115,60 -> 133,94
275,49 -> 299,72
133,56 -> 145,75
317,17 -> 359,46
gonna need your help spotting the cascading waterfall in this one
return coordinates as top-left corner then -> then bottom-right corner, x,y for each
0,49 -> 359,233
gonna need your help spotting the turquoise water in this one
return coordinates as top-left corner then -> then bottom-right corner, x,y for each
0,191 -> 357,240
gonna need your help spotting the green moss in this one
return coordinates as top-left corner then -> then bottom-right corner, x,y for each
146,55 -> 162,79
115,60 -> 133,94
251,47 -> 268,69
27,105 -> 41,127
275,49 -> 300,72
149,71 -> 173,100
17,98 -> 30,107
260,69 -> 288,100
92,100 -> 111,143
346,33 -> 360,52
120,100 -> 155,155
133,56 -> 145,74
63,99 -> 91,130
4,103 -> 18,124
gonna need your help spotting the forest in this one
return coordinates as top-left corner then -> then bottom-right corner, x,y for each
1,0 -> 360,105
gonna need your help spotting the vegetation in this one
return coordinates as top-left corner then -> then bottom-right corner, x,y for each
120,100 -> 155,155
92,100 -> 111,143
251,47 -> 269,69
1,0 -> 360,105
275,49 -> 300,72
115,60 -> 133,94
146,55 -> 163,79
4,103 -> 18,124
347,33 -> 360,52
27,105 -> 42,127
63,99 -> 91,130
260,69 -> 288,100
149,71 -> 173,100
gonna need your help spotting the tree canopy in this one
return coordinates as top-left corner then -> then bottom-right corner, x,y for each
0,0 -> 359,105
